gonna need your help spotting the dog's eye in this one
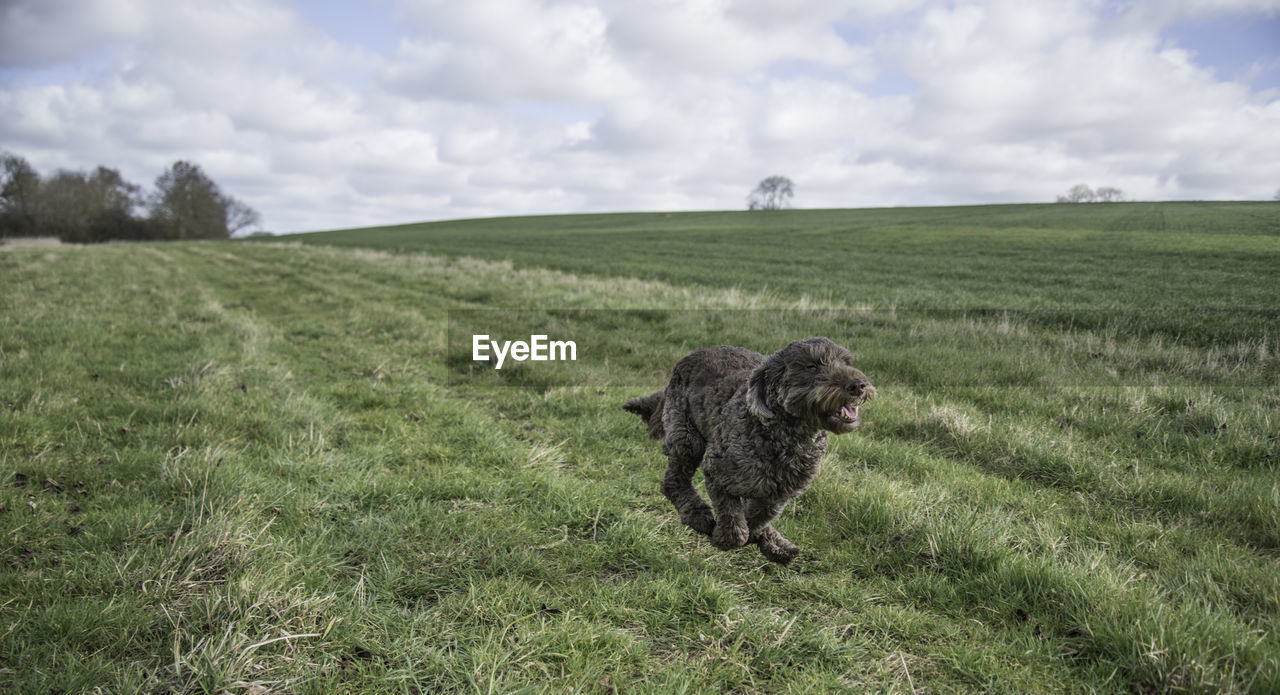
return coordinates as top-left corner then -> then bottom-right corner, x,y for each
806,364 -> 819,372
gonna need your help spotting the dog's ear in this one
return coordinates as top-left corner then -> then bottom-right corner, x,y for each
748,354 -> 784,419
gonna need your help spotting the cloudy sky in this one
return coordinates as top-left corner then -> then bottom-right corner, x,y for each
2,0 -> 1279,233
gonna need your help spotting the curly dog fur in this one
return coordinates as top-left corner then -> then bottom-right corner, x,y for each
624,337 -> 875,564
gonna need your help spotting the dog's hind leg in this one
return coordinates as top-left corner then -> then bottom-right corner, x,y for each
659,422 -> 716,536
660,417 -> 721,535
746,499 -> 800,564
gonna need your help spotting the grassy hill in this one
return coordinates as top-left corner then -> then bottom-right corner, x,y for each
3,202 -> 1278,692
287,202 -> 1280,347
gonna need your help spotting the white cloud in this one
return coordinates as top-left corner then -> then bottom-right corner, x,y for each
599,0 -> 866,76
0,0 -> 147,66
384,0 -> 630,103
1,0 -> 1278,232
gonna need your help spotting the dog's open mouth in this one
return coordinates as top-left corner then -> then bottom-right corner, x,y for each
834,401 -> 855,424
837,403 -> 859,423
820,402 -> 861,431
809,382 -> 873,433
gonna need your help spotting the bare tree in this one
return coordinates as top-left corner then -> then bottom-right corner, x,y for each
1056,184 -> 1096,203
748,175 -> 795,210
225,197 -> 262,237
1273,188 -> 1280,201
1095,186 -> 1125,202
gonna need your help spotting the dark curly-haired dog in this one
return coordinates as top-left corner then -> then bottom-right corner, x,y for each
624,337 -> 875,564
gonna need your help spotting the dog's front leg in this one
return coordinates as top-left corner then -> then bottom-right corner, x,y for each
746,499 -> 800,564
707,483 -> 749,550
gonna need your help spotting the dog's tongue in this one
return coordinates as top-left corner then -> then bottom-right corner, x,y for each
841,403 -> 859,420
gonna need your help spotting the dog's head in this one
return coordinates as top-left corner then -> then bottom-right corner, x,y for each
747,337 -> 875,433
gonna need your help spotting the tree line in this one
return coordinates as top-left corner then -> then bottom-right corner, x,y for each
0,152 -> 261,242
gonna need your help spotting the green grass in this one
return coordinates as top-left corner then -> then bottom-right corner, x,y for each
287,202 -> 1280,347
3,202 -> 1279,693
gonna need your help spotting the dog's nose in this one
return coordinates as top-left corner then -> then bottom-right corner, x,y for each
845,379 -> 868,396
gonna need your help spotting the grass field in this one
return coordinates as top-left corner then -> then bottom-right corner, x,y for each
3,202 -> 1279,693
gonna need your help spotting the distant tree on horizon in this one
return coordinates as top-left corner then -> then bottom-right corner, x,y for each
150,161 -> 261,239
38,167 -> 146,243
748,176 -> 795,211
1095,186 -> 1125,202
0,152 -> 41,237
1057,184 -> 1096,203
1056,184 -> 1124,203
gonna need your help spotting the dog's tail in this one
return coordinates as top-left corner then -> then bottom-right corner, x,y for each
622,390 -> 665,440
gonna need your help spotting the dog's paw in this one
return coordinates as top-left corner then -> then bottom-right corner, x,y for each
683,508 -> 716,536
759,539 -> 800,565
711,523 -> 749,550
